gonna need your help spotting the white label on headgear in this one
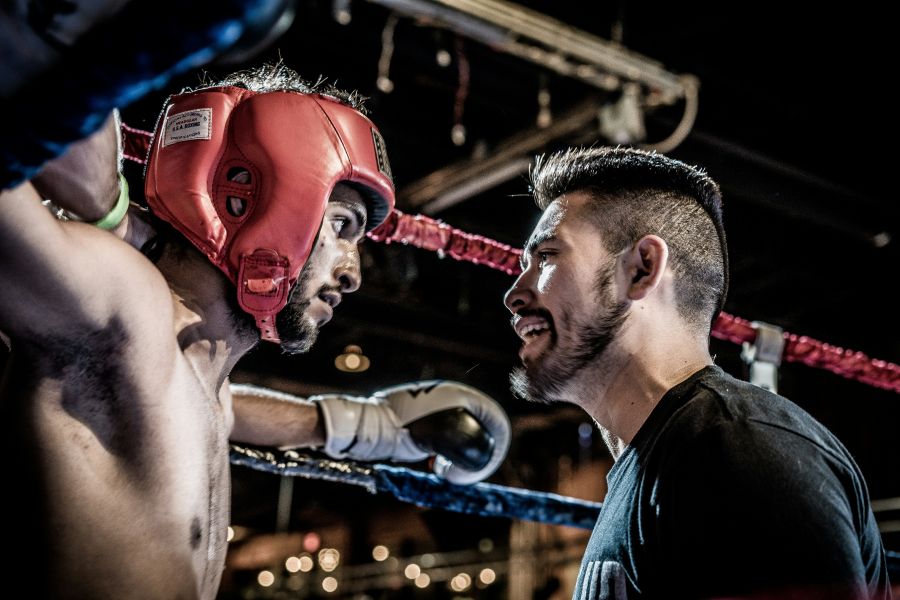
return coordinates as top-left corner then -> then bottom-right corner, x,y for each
162,108 -> 212,147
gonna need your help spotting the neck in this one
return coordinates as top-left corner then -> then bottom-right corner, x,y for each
570,316 -> 712,458
157,240 -> 258,397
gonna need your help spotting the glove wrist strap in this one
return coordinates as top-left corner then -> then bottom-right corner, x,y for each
317,396 -> 365,458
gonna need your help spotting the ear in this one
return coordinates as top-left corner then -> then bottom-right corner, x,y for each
621,235 -> 668,301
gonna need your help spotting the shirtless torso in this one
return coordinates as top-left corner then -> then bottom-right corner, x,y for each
0,171 -> 368,598
0,188 -> 241,598
0,70 -> 404,598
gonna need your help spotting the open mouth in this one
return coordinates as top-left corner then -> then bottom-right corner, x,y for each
311,295 -> 335,327
318,290 -> 341,309
514,315 -> 551,344
513,314 -> 554,361
518,321 -> 550,343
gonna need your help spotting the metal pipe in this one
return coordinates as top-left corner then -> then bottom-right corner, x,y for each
367,0 -> 687,99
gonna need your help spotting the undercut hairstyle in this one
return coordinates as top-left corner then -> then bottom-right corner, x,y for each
530,146 -> 728,331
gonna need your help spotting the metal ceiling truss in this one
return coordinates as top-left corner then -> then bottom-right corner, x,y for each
363,0 -> 697,212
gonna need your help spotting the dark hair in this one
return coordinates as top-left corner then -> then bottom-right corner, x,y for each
193,62 -> 367,113
530,146 -> 728,330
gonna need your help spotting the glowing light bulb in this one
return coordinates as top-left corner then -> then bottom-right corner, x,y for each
404,563 -> 421,579
257,570 -> 275,587
479,568 -> 496,585
372,545 -> 389,561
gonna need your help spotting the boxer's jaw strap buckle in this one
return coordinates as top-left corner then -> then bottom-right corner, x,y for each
256,315 -> 279,343
237,249 -> 291,343
246,278 -> 278,294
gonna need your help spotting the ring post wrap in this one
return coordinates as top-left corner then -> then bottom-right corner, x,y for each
144,86 -> 395,342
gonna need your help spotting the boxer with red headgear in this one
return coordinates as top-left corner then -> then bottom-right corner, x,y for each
144,79 -> 394,346
0,64 -> 510,599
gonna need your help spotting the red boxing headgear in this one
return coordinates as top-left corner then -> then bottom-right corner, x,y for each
144,86 -> 395,343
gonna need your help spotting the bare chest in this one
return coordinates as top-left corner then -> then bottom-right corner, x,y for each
1,346 -> 234,599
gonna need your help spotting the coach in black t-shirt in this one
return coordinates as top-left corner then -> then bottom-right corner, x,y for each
504,146 -> 891,599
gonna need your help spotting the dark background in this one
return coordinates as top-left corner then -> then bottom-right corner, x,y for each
12,1 -> 900,597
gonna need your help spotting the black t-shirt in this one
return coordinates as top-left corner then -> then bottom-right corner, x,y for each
573,365 -> 891,599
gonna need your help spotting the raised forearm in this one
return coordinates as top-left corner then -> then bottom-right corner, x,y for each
229,383 -> 326,449
31,110 -> 122,222
229,380 -> 511,484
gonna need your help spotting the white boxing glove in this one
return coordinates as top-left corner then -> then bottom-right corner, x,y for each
314,381 -> 510,485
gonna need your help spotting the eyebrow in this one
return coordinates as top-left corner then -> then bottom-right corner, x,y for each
521,231 -> 557,269
331,199 -> 368,232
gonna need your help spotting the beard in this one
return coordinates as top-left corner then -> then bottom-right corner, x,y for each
223,258 -> 322,354
275,266 -> 320,354
510,258 -> 628,405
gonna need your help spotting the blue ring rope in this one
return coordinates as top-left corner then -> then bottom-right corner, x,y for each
230,445 -> 900,580
230,445 -> 602,529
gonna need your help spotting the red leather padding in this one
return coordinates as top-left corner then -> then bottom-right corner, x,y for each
144,86 -> 394,342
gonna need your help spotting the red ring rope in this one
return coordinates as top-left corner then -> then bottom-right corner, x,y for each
121,125 -> 900,394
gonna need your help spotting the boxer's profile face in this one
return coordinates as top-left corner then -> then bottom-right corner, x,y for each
505,192 -> 628,404
276,184 -> 367,353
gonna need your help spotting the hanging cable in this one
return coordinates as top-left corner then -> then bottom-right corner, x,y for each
536,73 -> 552,129
451,36 -> 470,146
376,13 -> 399,94
434,30 -> 452,67
642,74 -> 699,153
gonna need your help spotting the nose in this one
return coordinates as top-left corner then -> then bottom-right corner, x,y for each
504,270 -> 533,315
334,242 -> 361,293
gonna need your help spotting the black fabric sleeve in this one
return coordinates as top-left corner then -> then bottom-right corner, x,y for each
651,419 -> 881,599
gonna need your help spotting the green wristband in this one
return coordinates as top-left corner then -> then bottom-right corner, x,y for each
92,174 -> 130,230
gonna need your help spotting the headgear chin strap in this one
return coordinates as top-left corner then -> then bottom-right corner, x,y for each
144,86 -> 395,342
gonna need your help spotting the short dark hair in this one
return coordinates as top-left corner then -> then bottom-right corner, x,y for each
530,146 -> 728,330
195,62 -> 367,113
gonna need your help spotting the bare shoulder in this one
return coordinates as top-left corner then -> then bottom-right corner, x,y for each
0,180 -> 175,357
13,218 -> 178,371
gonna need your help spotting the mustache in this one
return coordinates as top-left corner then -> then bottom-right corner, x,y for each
315,284 -> 341,297
510,307 -> 553,329
290,283 -> 340,309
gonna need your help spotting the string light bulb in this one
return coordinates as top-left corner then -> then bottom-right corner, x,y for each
335,345 -> 370,372
375,14 -> 399,94
332,0 -> 352,25
451,37 -> 470,146
537,74 -> 552,128
450,124 -> 467,146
